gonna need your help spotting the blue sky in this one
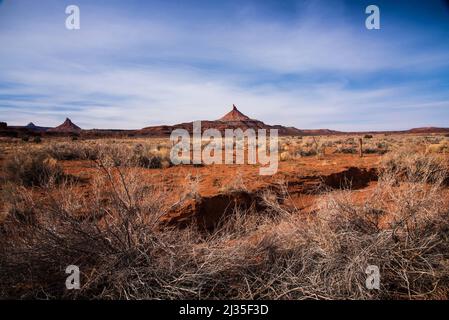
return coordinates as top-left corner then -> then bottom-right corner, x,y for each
0,0 -> 449,130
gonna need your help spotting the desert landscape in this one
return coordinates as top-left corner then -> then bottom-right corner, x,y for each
1,0 -> 449,305
1,106 -> 449,299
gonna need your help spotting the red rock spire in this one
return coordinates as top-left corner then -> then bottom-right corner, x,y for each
218,104 -> 251,121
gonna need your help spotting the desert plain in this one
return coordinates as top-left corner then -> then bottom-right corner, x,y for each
1,127 -> 449,299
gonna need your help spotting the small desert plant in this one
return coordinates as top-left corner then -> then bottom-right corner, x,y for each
335,146 -> 357,154
377,142 -> 388,149
33,136 -> 42,143
131,144 -> 171,169
299,149 -> 317,156
220,171 -> 247,193
362,147 -> 386,154
280,151 -> 292,161
427,141 -> 449,154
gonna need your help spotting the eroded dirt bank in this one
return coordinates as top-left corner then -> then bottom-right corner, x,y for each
156,155 -> 381,229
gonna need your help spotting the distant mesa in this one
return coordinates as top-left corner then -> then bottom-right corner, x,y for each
25,122 -> 39,130
2,105 -> 449,138
139,104 -> 334,136
21,122 -> 49,132
47,118 -> 82,133
407,127 -> 449,134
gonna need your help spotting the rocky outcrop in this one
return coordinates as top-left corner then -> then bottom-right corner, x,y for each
139,104 -> 334,136
218,104 -> 251,121
47,118 -> 82,133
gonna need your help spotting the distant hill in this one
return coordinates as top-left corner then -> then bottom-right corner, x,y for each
1,107 -> 448,138
24,122 -> 51,132
407,127 -> 449,134
139,104 -> 342,137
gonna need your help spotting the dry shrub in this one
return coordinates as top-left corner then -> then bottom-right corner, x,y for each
132,149 -> 171,169
44,140 -> 174,170
427,141 -> 449,154
280,137 -> 324,158
33,136 -> 42,144
334,146 -> 357,154
291,150 -> 449,299
4,151 -> 65,187
97,143 -> 132,167
220,171 -> 247,193
379,150 -> 447,184
45,142 -> 99,160
363,147 -> 387,155
299,149 -> 317,157
280,151 -> 292,161
0,162 -> 192,299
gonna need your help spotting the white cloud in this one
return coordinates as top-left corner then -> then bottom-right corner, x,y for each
1,64 -> 448,131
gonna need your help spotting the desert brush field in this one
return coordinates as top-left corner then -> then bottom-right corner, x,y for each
1,133 -> 449,299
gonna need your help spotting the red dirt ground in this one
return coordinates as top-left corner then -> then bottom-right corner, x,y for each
59,154 -> 381,228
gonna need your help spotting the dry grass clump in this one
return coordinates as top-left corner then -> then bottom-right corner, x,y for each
335,146 -> 357,154
4,150 -> 65,187
43,140 -> 173,169
219,171 -> 247,193
426,140 -> 449,154
254,150 -> 449,299
0,163 -> 189,299
279,137 -> 323,160
131,143 -> 171,169
0,147 -> 448,299
45,142 -> 100,160
279,135 -> 399,158
379,149 -> 448,184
